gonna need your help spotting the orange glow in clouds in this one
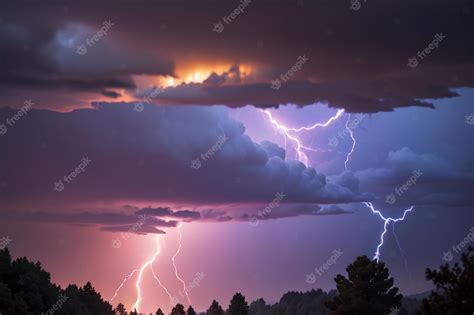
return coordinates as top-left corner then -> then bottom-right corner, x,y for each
133,63 -> 253,90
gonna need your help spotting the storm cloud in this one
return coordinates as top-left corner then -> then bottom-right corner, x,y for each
0,103 -> 371,215
1,0 -> 472,112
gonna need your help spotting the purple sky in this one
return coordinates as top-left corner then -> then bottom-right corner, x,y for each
1,1 -> 473,313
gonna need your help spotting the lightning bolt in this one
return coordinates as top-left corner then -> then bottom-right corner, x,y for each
110,235 -> 174,313
391,223 -> 413,288
132,235 -> 163,311
171,224 -> 192,305
364,202 -> 414,262
110,268 -> 141,302
285,109 -> 345,132
260,109 -> 344,166
344,114 -> 356,171
150,257 -> 175,304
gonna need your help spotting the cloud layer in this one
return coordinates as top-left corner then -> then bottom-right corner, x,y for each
1,0 -> 473,112
0,103 -> 371,232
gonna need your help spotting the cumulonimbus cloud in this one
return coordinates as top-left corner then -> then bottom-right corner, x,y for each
355,147 -> 474,207
0,103 -> 372,234
0,103 -> 371,206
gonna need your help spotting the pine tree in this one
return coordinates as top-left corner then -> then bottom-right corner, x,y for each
227,293 -> 249,315
421,246 -> 474,314
325,256 -> 402,314
187,305 -> 197,315
171,303 -> 186,315
114,303 -> 127,315
206,300 -> 224,315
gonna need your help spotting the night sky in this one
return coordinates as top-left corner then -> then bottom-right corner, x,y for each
0,0 -> 473,313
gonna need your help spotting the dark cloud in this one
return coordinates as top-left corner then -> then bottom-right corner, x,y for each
135,207 -> 201,220
148,65 -> 473,113
0,20 -> 174,106
240,203 -> 352,222
101,90 -> 121,98
0,104 -> 371,212
199,209 -> 233,222
0,210 -> 178,234
1,0 -> 472,112
355,147 -> 474,207
317,205 -> 353,216
100,225 -> 166,234
0,205 -> 202,234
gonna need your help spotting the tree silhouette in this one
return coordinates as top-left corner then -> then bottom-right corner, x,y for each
171,303 -> 186,315
0,247 -> 116,315
187,305 -> 197,315
130,308 -> 138,315
248,298 -> 266,315
421,246 -> 474,314
0,281 -> 28,313
156,307 -> 165,315
206,300 -> 225,315
227,293 -> 249,315
325,255 -> 402,314
115,302 -> 127,315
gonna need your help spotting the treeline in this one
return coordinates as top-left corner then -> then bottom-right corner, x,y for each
0,247 -> 114,314
1,247 -> 473,315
